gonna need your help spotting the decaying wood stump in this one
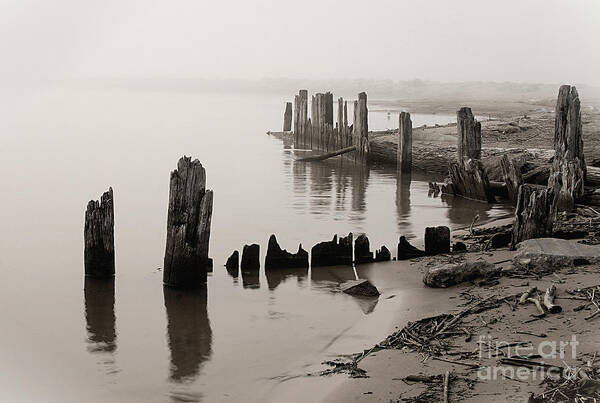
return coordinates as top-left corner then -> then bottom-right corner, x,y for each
283,102 -> 292,132
500,155 -> 523,205
241,244 -> 260,272
352,92 -> 369,163
311,233 -> 353,267
511,184 -> 554,248
265,235 -> 308,269
397,236 -> 426,260
375,246 -> 391,262
84,187 -> 115,278
448,158 -> 494,202
225,250 -> 239,271
457,107 -> 481,161
293,90 -> 308,147
163,157 -> 213,288
354,234 -> 373,264
425,226 -> 451,255
548,85 -> 586,213
398,112 -> 412,173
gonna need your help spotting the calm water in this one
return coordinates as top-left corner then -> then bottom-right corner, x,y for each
0,85 -> 511,402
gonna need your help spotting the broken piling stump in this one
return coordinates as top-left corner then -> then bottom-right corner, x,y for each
457,107 -> 481,161
548,85 -> 586,213
511,184 -> 554,248
163,157 -> 213,289
424,226 -> 451,255
500,154 -> 523,205
265,235 -> 308,269
293,90 -> 309,148
311,233 -> 353,267
398,112 -> 412,173
397,236 -> 426,260
354,234 -> 374,264
225,251 -> 239,271
352,92 -> 369,163
84,187 -> 115,278
283,102 -> 292,132
375,246 -> 391,262
241,244 -> 260,272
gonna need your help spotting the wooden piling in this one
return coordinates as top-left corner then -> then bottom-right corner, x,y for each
398,112 -> 412,173
500,155 -> 523,205
293,90 -> 308,148
457,107 -> 481,161
283,102 -> 292,132
353,92 -> 369,163
548,85 -> 586,213
84,187 -> 115,278
163,157 -> 213,289
511,184 -> 554,248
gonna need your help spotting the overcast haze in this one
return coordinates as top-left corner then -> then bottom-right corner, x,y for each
1,0 -> 599,85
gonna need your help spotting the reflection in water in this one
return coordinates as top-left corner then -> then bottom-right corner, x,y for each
164,287 -> 212,384
84,278 -> 117,373
265,267 -> 308,290
441,193 -> 494,226
241,270 -> 261,289
396,171 -> 412,235
310,266 -> 356,291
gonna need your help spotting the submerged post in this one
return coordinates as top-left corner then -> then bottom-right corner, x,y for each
283,102 -> 292,132
548,85 -> 586,213
398,111 -> 412,173
163,156 -> 213,289
84,188 -> 115,278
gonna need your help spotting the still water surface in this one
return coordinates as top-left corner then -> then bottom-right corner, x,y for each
0,86 -> 510,402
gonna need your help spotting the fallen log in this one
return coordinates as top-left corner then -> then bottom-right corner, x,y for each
295,145 -> 357,162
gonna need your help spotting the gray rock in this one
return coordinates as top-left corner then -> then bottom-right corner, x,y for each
341,279 -> 380,297
513,238 -> 600,273
423,261 -> 500,288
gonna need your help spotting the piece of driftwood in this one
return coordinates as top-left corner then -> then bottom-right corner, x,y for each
519,287 -> 537,304
265,235 -> 308,269
544,284 -> 562,313
398,111 -> 412,173
283,102 -> 292,132
443,371 -> 450,403
425,226 -> 451,255
548,85 -> 586,212
354,234 -> 374,264
457,107 -> 481,161
163,157 -> 213,288
295,145 -> 357,162
84,187 -> 115,278
511,185 -> 554,248
500,154 -> 523,204
397,236 -> 427,260
241,244 -> 260,272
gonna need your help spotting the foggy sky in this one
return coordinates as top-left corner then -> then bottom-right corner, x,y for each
1,0 -> 599,85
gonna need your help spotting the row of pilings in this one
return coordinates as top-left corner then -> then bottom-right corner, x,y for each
291,90 -> 369,163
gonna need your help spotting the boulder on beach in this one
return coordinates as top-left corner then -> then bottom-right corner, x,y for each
513,238 -> 600,273
341,279 -> 380,297
423,260 -> 500,288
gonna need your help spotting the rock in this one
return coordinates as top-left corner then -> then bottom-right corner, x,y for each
241,244 -> 260,272
375,246 -> 391,262
225,250 -> 239,270
490,231 -> 512,249
397,236 -> 426,260
163,157 -> 213,289
84,188 -> 115,279
311,233 -> 353,267
424,226 -> 451,255
341,279 -> 380,297
354,234 -> 373,264
265,235 -> 309,269
452,242 -> 467,253
511,185 -> 554,248
513,238 -> 600,273
548,85 -> 586,212
423,261 -> 500,288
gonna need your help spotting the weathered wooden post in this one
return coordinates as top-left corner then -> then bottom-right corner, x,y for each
500,155 -> 523,205
283,102 -> 292,132
457,107 -> 481,161
163,157 -> 213,289
293,90 -> 308,147
398,112 -> 412,173
353,92 -> 369,163
84,188 -> 115,278
511,185 -> 554,248
548,85 -> 586,213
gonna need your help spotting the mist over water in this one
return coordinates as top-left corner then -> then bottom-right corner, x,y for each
0,85 -> 511,402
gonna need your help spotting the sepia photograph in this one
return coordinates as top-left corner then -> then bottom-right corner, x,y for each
1,1 -> 600,402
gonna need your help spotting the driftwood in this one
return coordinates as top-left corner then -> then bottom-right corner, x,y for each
163,157 -> 213,288
295,145 -> 356,162
398,111 -> 412,173
443,371 -> 450,403
84,187 -> 115,278
543,284 -> 562,313
548,85 -> 586,212
511,185 -> 554,248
